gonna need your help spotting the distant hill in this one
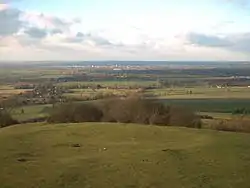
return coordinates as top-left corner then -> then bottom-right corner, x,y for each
1,60 -> 250,68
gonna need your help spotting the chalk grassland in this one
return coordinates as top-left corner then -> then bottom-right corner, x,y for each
1,123 -> 250,188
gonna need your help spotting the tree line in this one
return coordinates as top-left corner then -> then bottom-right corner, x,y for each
48,97 -> 202,128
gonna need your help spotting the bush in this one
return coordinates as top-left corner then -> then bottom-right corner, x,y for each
48,97 -> 201,128
0,111 -> 18,128
97,97 -> 199,127
199,115 -> 214,120
48,103 -> 103,123
103,97 -> 149,124
149,104 -> 170,126
211,119 -> 250,133
169,106 -> 201,128
20,117 -> 48,124
99,97 -> 170,125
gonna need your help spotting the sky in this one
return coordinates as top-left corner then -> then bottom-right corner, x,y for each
0,0 -> 250,61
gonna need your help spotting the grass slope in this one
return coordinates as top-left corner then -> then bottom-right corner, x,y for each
1,123 -> 250,188
11,104 -> 51,122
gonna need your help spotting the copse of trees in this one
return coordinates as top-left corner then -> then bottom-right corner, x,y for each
48,97 -> 201,128
47,103 -> 103,123
0,110 -> 18,128
0,99 -> 19,128
99,97 -> 171,125
168,106 -> 201,128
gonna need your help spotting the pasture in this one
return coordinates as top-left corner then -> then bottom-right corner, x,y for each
2,66 -> 250,124
159,98 -> 250,113
147,86 -> 250,99
11,104 -> 51,122
1,123 -> 250,188
0,85 -> 31,101
64,88 -> 140,100
57,80 -> 157,88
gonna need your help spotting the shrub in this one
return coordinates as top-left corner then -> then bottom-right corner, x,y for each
211,119 -> 250,133
20,117 -> 48,124
48,97 -> 201,128
148,102 -> 170,126
98,99 -> 118,122
169,106 -> 201,128
99,97 -> 137,123
99,97 -> 170,125
99,97 -> 199,127
48,103 -> 103,123
0,111 -> 18,128
199,115 -> 214,120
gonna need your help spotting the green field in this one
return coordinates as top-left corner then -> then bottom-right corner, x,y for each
0,68 -> 68,80
11,104 -> 51,122
8,98 -> 250,123
159,99 -> 250,113
1,123 -> 250,188
58,80 -> 157,88
64,88 -> 139,100
147,87 -> 250,99
2,67 -> 250,125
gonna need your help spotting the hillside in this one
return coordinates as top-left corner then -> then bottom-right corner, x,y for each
1,123 -> 250,188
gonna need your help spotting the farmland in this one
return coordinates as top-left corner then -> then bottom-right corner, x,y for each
2,63 -> 250,122
146,87 -> 250,99
160,98 -> 250,113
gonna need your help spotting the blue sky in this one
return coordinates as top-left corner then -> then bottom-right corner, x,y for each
1,0 -> 250,61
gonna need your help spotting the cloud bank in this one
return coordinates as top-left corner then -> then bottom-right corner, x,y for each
188,32 -> 250,53
0,1 -> 250,61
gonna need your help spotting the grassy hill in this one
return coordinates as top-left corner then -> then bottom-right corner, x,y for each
1,123 -> 250,188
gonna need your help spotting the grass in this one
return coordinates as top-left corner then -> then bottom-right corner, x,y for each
64,88 -> 139,100
58,80 -> 157,88
159,98 -> 250,113
11,104 -> 51,122
147,87 -> 250,99
63,86 -> 250,113
1,123 -> 250,188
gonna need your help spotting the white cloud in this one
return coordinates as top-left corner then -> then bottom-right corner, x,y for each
0,2 -> 250,61
0,3 -> 8,10
0,6 -> 24,36
187,32 -> 250,53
